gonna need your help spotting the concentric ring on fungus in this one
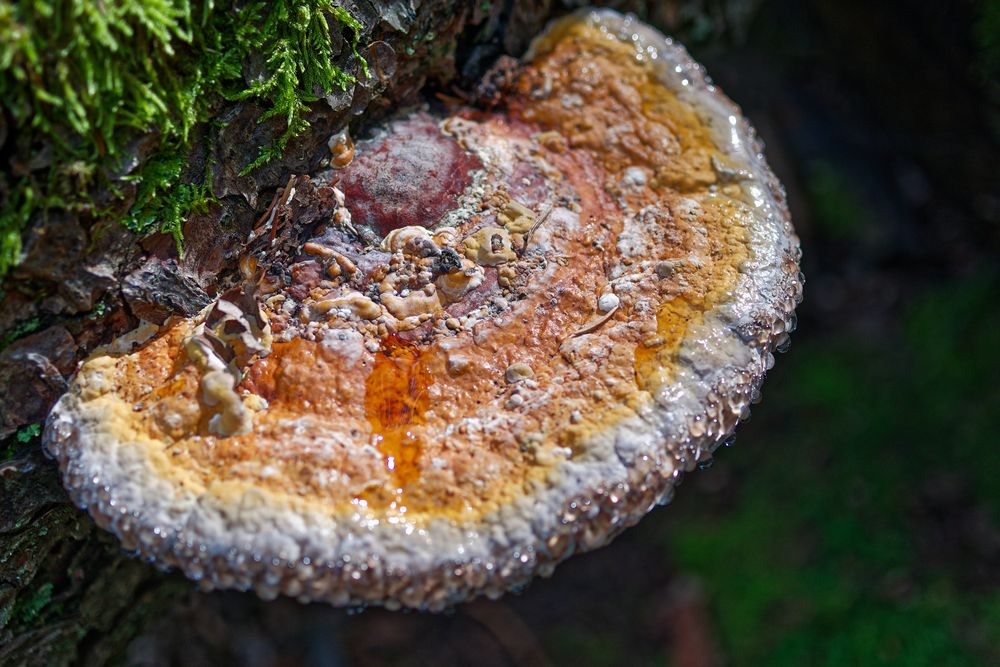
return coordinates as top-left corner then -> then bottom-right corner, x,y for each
43,9 -> 802,610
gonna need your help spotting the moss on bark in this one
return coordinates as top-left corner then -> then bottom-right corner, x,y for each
0,0 -> 367,274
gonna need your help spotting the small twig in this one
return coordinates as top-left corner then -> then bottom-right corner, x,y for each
0,455 -> 36,477
565,303 -> 619,340
248,175 -> 297,246
522,201 -> 554,252
441,85 -> 472,104
270,175 -> 298,246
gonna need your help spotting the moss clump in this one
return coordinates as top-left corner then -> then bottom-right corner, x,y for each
0,423 -> 41,461
12,582 -> 54,625
15,423 -> 41,444
0,182 -> 42,274
0,0 -> 367,276
234,1 -> 368,175
0,313 -> 41,351
122,148 -> 213,255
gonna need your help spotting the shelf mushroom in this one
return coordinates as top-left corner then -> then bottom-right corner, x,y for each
44,9 -> 801,611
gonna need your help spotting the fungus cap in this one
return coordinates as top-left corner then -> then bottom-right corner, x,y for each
44,9 -> 801,610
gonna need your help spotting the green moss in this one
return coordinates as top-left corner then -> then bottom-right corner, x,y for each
16,423 -> 41,444
0,182 -> 37,278
236,1 -> 367,175
86,299 -> 108,320
13,582 -> 54,624
0,0 -> 367,276
0,314 -> 41,351
1,423 -> 39,459
123,148 -> 212,253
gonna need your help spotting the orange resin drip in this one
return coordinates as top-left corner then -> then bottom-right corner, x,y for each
363,334 -> 433,506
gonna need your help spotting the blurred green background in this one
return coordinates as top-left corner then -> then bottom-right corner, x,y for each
16,1 -> 998,665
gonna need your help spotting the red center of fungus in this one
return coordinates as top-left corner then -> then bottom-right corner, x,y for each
338,113 -> 482,237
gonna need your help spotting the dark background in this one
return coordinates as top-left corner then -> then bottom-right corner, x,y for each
12,1 -> 1000,665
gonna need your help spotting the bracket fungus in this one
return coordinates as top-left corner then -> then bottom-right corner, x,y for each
44,10 -> 801,611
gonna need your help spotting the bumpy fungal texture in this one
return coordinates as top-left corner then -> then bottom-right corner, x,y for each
44,10 -> 802,610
